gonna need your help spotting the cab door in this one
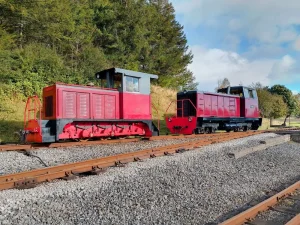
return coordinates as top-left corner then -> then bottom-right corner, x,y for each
243,88 -> 259,118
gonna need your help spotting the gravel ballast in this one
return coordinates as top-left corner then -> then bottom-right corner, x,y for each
0,151 -> 46,175
0,137 -> 207,175
32,137 -> 210,166
0,133 -> 299,225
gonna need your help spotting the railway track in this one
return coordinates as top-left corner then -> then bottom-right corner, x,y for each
0,131 -> 261,191
0,131 -> 261,152
220,181 -> 300,225
0,126 -> 298,152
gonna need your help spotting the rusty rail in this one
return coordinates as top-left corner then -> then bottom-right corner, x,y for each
0,132 -> 260,152
0,131 -> 261,191
0,138 -> 142,151
0,126 -> 298,152
220,181 -> 300,225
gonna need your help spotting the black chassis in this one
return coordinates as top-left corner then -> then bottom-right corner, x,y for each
194,117 -> 262,133
40,119 -> 159,143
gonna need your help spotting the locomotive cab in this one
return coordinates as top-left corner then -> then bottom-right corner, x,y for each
95,70 -> 123,90
217,86 -> 260,118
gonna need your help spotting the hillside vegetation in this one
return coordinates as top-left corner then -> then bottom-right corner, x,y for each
0,93 -> 25,143
0,0 -> 195,142
0,0 -> 197,98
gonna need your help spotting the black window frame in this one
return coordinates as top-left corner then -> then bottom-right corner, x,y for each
45,96 -> 53,117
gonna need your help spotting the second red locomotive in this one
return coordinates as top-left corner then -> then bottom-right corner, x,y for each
23,68 -> 159,143
166,86 -> 262,134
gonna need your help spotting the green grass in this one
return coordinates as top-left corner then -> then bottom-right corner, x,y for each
151,119 -> 167,135
272,117 -> 300,127
0,95 -> 25,143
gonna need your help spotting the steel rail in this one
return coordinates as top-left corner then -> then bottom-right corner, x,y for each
0,131 -> 261,191
285,214 -> 300,225
220,181 -> 300,225
0,126 -> 298,152
0,132 -> 261,152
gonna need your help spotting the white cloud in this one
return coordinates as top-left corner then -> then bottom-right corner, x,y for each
243,44 -> 285,60
294,37 -> 300,51
171,0 -> 300,44
268,55 -> 295,79
189,46 -> 300,91
228,19 -> 242,31
170,0 -> 300,91
223,34 -> 240,51
189,46 -> 274,91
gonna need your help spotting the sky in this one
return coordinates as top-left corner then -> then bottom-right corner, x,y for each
170,0 -> 300,93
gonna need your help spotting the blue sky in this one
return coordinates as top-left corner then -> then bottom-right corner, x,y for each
170,0 -> 300,93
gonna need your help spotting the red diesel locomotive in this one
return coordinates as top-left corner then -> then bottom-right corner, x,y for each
166,86 -> 262,134
23,68 -> 159,143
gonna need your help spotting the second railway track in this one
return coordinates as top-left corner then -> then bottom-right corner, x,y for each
221,181 -> 300,225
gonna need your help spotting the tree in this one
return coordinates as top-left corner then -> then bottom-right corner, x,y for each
269,94 -> 288,122
93,0 -> 196,90
269,85 -> 298,126
256,88 -> 287,123
252,83 -> 288,126
250,82 -> 264,90
0,0 -> 195,96
215,78 -> 230,91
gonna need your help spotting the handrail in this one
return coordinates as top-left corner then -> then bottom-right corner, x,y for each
165,99 -> 197,117
24,96 -> 42,131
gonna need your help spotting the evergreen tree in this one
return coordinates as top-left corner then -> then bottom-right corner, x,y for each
0,0 -> 196,95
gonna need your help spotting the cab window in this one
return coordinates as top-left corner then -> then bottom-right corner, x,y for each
45,96 -> 53,117
230,87 -> 244,97
113,73 -> 122,89
248,89 -> 254,98
97,72 -> 122,89
126,76 -> 139,92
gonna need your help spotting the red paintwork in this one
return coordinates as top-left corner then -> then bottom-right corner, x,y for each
58,121 -> 152,139
24,96 -> 42,143
120,93 -> 152,119
166,116 -> 197,135
42,84 -> 153,120
24,119 -> 42,143
241,98 -> 260,118
25,83 -> 154,143
166,90 -> 260,135
197,93 -> 240,118
43,84 -> 120,120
